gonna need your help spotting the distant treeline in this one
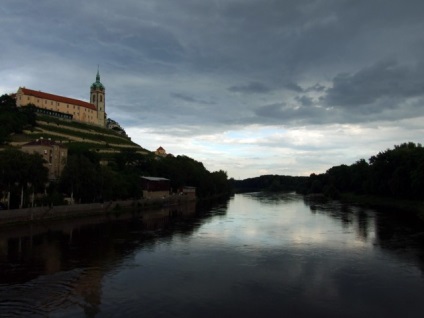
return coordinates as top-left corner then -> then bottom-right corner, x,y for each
231,175 -> 308,193
233,142 -> 424,201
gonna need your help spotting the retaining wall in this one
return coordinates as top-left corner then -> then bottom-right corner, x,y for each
0,196 -> 195,226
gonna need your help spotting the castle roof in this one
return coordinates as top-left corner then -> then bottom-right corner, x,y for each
20,87 -> 97,111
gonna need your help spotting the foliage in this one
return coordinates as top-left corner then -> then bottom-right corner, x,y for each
0,95 -> 36,144
304,142 -> 424,200
232,175 -> 309,193
58,148 -> 232,203
111,150 -> 232,198
0,148 -> 48,208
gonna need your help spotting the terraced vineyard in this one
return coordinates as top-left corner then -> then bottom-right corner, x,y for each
8,115 -> 150,158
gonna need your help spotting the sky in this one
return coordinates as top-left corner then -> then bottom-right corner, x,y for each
1,0 -> 424,179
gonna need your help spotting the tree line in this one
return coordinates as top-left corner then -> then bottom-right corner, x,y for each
233,142 -> 424,201
306,142 -> 424,200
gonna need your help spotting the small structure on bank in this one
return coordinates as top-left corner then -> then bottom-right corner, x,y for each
141,176 -> 170,199
180,186 -> 196,199
21,138 -> 68,180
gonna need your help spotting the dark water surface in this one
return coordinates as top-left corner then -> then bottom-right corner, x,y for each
1,193 -> 424,317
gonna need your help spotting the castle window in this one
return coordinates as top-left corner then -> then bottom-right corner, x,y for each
100,96 -> 102,102
27,97 -> 30,100
51,101 -> 53,105
45,100 -> 47,104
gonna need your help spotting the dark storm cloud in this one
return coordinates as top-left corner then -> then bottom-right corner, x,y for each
228,82 -> 272,94
305,84 -> 326,93
2,0 -> 424,131
171,92 -> 215,105
295,95 -> 314,107
285,82 -> 304,93
254,103 -> 327,125
325,60 -> 424,109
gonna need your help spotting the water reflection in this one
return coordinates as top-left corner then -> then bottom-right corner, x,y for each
1,194 -> 424,317
0,199 -> 229,317
303,194 -> 424,274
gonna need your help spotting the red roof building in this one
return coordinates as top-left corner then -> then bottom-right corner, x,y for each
15,70 -> 106,127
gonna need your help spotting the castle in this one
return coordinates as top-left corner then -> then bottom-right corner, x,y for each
16,70 -> 106,127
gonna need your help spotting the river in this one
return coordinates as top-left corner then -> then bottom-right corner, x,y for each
1,193 -> 424,317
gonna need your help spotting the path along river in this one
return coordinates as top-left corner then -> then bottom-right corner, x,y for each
1,192 -> 424,317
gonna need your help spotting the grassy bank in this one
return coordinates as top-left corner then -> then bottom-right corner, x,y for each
339,193 -> 424,221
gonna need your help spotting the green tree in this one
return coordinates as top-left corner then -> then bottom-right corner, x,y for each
0,149 -> 48,208
0,95 -> 36,144
60,153 -> 100,203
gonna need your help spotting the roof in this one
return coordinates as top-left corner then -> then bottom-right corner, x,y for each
157,146 -> 165,151
141,176 -> 169,181
20,87 -> 97,111
22,138 -> 67,148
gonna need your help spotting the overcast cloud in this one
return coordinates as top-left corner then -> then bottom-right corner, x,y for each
1,0 -> 424,178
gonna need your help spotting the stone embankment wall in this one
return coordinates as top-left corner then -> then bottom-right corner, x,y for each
0,196 -> 194,226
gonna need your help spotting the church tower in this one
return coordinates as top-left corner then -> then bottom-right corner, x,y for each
90,68 -> 106,127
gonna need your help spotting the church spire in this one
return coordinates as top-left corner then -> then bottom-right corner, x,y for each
96,65 -> 100,82
91,66 -> 104,90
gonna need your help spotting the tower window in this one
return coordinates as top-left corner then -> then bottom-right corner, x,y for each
100,95 -> 102,102
93,94 -> 96,102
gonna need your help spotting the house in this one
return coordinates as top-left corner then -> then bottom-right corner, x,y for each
155,146 -> 166,157
21,138 -> 68,180
141,176 -> 170,199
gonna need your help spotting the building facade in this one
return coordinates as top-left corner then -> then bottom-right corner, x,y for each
155,146 -> 167,157
16,71 -> 106,127
141,176 -> 170,199
21,138 -> 68,181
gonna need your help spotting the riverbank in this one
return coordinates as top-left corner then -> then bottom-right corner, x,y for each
0,195 -> 195,226
339,193 -> 424,221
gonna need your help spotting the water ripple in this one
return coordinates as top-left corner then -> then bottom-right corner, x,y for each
0,269 -> 86,317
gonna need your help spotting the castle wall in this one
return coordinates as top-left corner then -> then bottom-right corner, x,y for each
16,89 -> 98,126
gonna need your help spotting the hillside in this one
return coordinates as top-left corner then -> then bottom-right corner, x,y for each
6,114 -> 150,161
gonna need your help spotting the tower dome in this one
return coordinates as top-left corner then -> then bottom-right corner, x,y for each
91,69 -> 105,90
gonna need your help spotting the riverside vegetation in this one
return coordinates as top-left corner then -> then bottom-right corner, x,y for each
233,143 -> 424,218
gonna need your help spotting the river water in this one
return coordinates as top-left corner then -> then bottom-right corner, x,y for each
1,193 -> 424,317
